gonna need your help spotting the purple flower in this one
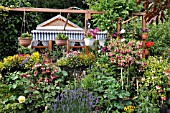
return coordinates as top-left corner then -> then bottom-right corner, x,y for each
89,102 -> 93,108
56,96 -> 59,101
62,105 -> 65,111
94,27 -> 100,32
95,98 -> 99,105
52,103 -> 57,110
102,47 -> 106,52
112,33 -> 117,37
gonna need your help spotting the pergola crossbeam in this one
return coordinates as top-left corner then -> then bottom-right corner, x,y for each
8,7 -> 104,14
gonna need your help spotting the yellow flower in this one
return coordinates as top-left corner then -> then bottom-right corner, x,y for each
32,52 -> 40,60
18,96 -> 25,103
0,62 -> 4,71
25,52 -> 40,68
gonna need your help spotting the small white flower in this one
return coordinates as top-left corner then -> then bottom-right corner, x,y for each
141,77 -> 145,82
45,106 -> 48,110
120,29 -> 125,34
156,85 -> 161,90
18,96 -> 25,103
121,38 -> 126,42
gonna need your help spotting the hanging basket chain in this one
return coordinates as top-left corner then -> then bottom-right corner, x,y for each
21,8 -> 26,34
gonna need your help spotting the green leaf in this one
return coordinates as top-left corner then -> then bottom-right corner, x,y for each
33,91 -> 40,94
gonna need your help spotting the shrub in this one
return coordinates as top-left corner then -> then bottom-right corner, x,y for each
148,18 -> 170,58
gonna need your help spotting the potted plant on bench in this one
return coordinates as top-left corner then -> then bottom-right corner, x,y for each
55,33 -> 69,46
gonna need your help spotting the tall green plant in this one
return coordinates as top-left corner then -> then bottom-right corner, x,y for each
84,0 -> 143,34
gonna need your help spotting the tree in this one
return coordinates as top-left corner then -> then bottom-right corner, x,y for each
137,0 -> 170,24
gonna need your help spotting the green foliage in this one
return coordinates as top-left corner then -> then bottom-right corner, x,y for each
29,0 -> 88,28
0,71 -> 28,113
134,85 -> 160,113
80,55 -> 132,112
134,56 -> 170,112
84,0 -> 143,34
55,33 -> 69,40
148,18 -> 170,58
20,32 -> 33,39
17,45 -> 32,54
0,55 -> 68,112
0,0 -> 40,60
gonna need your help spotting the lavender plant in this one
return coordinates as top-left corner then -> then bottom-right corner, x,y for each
47,88 -> 98,113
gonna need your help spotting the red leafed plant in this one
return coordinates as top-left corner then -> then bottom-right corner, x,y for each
145,42 -> 154,48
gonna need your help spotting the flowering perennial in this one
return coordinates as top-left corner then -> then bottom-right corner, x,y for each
84,27 -> 100,39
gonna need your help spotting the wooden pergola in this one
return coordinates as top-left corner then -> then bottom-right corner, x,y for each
6,7 -> 105,52
8,7 -> 105,29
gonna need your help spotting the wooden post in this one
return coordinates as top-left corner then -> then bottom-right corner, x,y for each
85,46 -> 89,54
48,40 -> 53,51
66,40 -> 70,54
84,11 -> 91,54
117,17 -> 122,39
133,12 -> 146,58
142,15 -> 146,58
85,10 -> 91,30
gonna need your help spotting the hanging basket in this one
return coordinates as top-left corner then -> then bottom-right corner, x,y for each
18,38 -> 32,47
141,33 -> 148,40
99,39 -> 105,47
84,38 -> 94,46
55,40 -> 67,46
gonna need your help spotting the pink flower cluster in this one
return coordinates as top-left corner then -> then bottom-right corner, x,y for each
108,39 -> 143,69
20,59 -> 59,83
84,27 -> 100,39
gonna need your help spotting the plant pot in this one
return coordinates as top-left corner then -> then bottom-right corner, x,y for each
18,38 -> 32,47
84,38 -> 94,46
141,33 -> 148,40
55,40 -> 67,46
99,39 -> 105,47
145,49 -> 149,56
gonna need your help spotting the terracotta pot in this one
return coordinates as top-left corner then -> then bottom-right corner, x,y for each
18,38 -> 32,47
145,49 -> 149,56
55,40 -> 67,46
141,33 -> 148,40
